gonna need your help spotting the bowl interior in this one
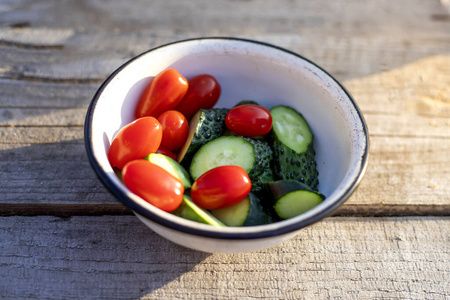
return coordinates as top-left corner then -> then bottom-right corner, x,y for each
86,38 -> 368,237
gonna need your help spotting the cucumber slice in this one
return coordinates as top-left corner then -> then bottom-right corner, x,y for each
264,180 -> 325,219
211,193 -> 276,226
244,138 -> 274,191
243,193 -> 277,226
274,190 -> 323,219
177,108 -> 228,166
266,180 -> 325,200
144,153 -> 192,188
222,129 -> 266,141
172,196 -> 226,227
271,105 -> 313,153
270,105 -> 319,191
189,136 -> 255,180
189,136 -> 275,189
211,196 -> 250,226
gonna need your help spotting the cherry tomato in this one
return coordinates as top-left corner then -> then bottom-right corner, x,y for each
191,166 -> 251,210
122,160 -> 184,212
225,104 -> 272,137
135,69 -> 189,119
157,110 -> 189,151
156,146 -> 177,160
108,117 -> 162,169
174,74 -> 221,119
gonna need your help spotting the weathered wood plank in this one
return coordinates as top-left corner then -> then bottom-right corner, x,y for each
1,32 -> 449,83
0,108 -> 86,126
0,79 -> 98,108
347,135 -> 450,209
0,127 -> 83,144
0,0 -> 448,299
0,48 -> 448,215
0,143 -> 121,210
1,109 -> 450,138
2,0 -> 448,37
1,0 -> 449,83
0,216 -> 448,299
0,135 -> 448,216
2,109 -> 449,139
345,55 -> 450,118
0,27 -> 73,46
1,55 -> 449,130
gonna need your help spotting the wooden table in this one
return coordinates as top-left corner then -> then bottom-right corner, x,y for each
1,1 -> 449,298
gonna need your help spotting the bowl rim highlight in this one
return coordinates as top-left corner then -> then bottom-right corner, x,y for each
84,37 -> 369,240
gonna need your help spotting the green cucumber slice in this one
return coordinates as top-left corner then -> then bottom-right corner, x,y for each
243,193 -> 277,226
274,190 -> 323,219
177,108 -> 228,166
189,136 -> 255,180
172,196 -> 226,227
244,138 -> 274,191
266,180 -> 325,200
270,105 -> 319,191
144,153 -> 192,188
271,105 -> 313,154
211,193 -> 276,226
211,196 -> 250,226
189,136 -> 274,189
264,180 -> 325,219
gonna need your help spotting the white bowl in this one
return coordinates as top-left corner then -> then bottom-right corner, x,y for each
85,37 -> 369,253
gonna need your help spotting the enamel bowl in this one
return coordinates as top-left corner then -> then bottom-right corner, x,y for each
85,37 -> 369,253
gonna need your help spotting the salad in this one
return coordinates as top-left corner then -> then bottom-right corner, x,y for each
109,68 -> 324,227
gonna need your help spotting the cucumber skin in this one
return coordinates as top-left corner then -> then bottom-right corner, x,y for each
233,100 -> 260,107
264,180 -> 326,200
180,108 -> 229,166
210,193 -> 277,226
263,180 -> 325,220
144,153 -> 192,188
172,196 -> 226,227
243,193 -> 277,226
244,138 -> 274,192
271,140 -> 319,191
270,105 -> 319,191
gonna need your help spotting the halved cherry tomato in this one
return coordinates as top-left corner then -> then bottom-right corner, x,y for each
191,165 -> 251,210
156,146 -> 177,160
108,117 -> 162,169
157,110 -> 189,151
122,160 -> 184,212
225,104 -> 272,137
135,69 -> 189,119
174,74 -> 221,119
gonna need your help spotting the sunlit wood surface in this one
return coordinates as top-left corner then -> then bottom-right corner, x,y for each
0,1 -> 449,298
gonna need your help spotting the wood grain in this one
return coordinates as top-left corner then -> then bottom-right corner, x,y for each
1,53 -> 449,215
0,134 -> 448,216
1,0 -> 450,298
0,216 -> 448,299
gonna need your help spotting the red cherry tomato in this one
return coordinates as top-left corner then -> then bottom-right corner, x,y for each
191,166 -> 251,210
174,74 -> 221,119
135,69 -> 189,118
225,104 -> 272,137
108,117 -> 162,169
122,160 -> 184,212
157,110 -> 189,151
156,146 -> 177,160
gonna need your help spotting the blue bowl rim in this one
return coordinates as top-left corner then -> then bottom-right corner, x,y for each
84,37 -> 370,240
